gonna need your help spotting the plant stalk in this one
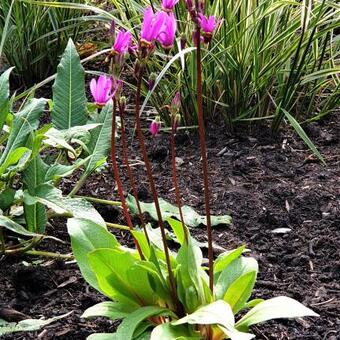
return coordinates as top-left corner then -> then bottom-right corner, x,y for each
195,26 -> 214,293
134,65 -> 181,314
111,99 -> 144,259
74,195 -> 122,207
118,102 -> 150,244
170,121 -> 188,242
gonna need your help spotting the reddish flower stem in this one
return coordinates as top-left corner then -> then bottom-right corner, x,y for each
111,99 -> 144,259
118,102 -> 150,244
195,26 -> 214,292
170,121 -> 188,243
134,67 -> 181,314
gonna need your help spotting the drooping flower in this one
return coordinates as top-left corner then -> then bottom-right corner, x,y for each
149,117 -> 161,136
112,30 -> 133,55
140,7 -> 166,48
197,14 -> 217,42
90,75 -> 121,107
162,0 -> 179,12
171,91 -> 181,112
157,13 -> 177,51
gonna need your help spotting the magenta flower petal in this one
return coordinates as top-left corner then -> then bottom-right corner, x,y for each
162,0 -> 179,11
113,30 -> 133,55
141,7 -> 166,45
149,119 -> 161,136
90,75 -> 114,106
157,13 -> 177,50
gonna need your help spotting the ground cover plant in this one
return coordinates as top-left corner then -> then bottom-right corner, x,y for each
0,0 -> 86,86
0,0 -> 338,339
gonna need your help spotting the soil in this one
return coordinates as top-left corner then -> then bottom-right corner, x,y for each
0,112 -> 339,340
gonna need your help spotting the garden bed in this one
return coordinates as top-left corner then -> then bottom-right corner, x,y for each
0,113 -> 339,339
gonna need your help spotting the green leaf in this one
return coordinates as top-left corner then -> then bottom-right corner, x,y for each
67,218 -> 119,292
0,98 -> 46,165
0,67 -> 13,132
236,296 -> 319,331
0,215 -> 40,237
173,300 -> 254,340
23,154 -> 48,233
0,312 -> 71,336
214,246 -> 245,274
82,301 -> 135,320
87,334 -> 119,340
126,195 -> 231,228
215,257 -> 258,300
176,237 -> 208,312
84,101 -> 113,177
88,248 -> 142,306
51,38 -> 87,130
150,323 -> 200,340
114,306 -> 173,340
223,271 -> 257,314
23,184 -> 105,227
0,147 -> 31,177
283,109 -> 325,165
166,217 -> 189,245
0,187 -> 15,210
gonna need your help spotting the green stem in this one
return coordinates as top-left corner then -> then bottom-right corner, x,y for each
25,250 -> 73,260
74,195 -> 122,207
0,227 -> 5,254
68,173 -> 88,197
106,222 -> 130,231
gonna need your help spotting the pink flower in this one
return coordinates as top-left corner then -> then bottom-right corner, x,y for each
112,30 -> 132,55
90,75 -> 122,106
198,14 -> 217,42
149,117 -> 161,136
140,7 -> 166,47
162,0 -> 179,12
171,91 -> 181,110
157,13 -> 177,50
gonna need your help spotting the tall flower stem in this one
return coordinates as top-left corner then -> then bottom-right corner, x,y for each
170,121 -> 188,242
195,27 -> 214,293
134,65 -> 181,314
118,102 -> 150,244
111,99 -> 144,260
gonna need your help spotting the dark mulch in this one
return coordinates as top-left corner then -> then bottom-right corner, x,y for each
0,112 -> 339,340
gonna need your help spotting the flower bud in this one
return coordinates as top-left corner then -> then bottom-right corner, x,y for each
149,116 -> 161,136
148,73 -> 157,90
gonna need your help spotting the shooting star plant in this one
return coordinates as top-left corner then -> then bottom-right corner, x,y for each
67,2 -> 319,339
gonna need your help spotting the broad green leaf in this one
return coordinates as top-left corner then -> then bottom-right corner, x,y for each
114,306 -> 173,340
223,271 -> 257,314
150,323 -> 200,340
44,157 -> 90,182
0,98 -> 46,165
173,300 -> 254,340
83,101 -> 112,177
283,109 -> 325,164
0,147 -> 31,177
0,67 -> 13,132
44,124 -> 100,155
0,187 -> 15,210
176,237 -> 207,312
23,184 -> 105,227
131,230 -> 151,259
0,215 -> 40,237
236,296 -> 318,330
67,218 -> 119,292
214,246 -> 245,274
215,257 -> 258,300
88,248 -> 141,306
87,331 -> 151,340
126,195 -> 231,228
0,312 -> 71,336
166,217 -> 188,245
51,38 -> 87,130
23,154 -> 48,233
82,301 -> 135,320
